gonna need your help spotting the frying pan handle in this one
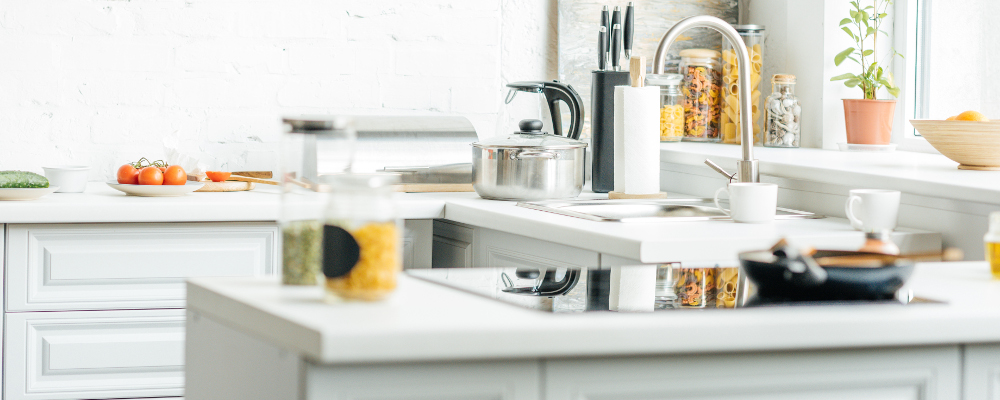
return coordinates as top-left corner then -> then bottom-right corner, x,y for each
846,195 -> 864,230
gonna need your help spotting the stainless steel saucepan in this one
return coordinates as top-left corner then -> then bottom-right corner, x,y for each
472,119 -> 587,201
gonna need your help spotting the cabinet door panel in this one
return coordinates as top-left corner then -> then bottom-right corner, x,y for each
6,222 -> 277,311
476,227 -> 599,270
305,360 -> 540,400
964,343 -> 1000,400
4,309 -> 185,400
433,235 -> 473,268
545,346 -> 961,400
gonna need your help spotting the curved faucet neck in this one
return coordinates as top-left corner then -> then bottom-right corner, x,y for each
653,16 -> 759,183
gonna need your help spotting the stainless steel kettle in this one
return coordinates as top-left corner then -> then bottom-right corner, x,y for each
502,81 -> 585,140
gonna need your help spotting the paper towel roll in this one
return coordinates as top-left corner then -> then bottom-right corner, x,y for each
610,265 -> 657,312
613,87 -> 626,193
619,86 -> 661,195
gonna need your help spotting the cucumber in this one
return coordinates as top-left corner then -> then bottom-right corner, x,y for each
0,171 -> 49,188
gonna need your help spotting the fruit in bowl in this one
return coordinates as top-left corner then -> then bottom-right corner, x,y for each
116,158 -> 186,185
911,111 -> 1000,170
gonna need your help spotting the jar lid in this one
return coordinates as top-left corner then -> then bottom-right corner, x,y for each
734,24 -> 766,32
645,73 -> 683,86
679,49 -> 721,59
773,74 -> 796,83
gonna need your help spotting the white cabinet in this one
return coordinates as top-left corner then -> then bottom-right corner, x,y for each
4,309 -> 186,400
544,346 -> 962,400
475,227 -> 599,270
6,222 -> 277,311
963,343 -> 1000,400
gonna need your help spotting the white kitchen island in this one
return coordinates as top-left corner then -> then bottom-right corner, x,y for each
0,182 -> 942,400
185,262 -> 1000,400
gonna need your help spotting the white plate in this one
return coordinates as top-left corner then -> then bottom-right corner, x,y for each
106,181 -> 205,197
0,186 -> 60,201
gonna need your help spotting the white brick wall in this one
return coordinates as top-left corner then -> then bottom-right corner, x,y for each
0,0 -> 555,178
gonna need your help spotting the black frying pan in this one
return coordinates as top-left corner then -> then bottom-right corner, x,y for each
739,249 -> 915,302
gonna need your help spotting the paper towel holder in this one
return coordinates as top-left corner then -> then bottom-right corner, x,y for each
608,56 -> 669,201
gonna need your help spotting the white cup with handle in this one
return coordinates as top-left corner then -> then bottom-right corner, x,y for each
845,189 -> 900,231
714,183 -> 779,223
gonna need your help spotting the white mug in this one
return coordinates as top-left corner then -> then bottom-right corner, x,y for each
845,189 -> 900,231
714,183 -> 779,223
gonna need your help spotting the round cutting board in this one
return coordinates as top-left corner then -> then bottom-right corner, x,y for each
195,181 -> 255,192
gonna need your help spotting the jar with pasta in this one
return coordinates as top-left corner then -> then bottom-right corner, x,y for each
714,267 -> 741,308
720,25 -> 765,145
322,173 -> 402,302
674,265 -> 716,308
764,74 -> 801,147
646,74 -> 685,142
678,49 -> 723,142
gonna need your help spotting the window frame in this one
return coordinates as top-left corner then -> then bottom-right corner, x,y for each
894,0 -> 938,153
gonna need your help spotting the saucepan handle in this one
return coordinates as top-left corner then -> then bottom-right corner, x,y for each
515,151 -> 559,160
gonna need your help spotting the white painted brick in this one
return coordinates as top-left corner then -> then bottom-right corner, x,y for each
3,0 -> 120,36
69,73 -> 166,107
166,77 -> 272,108
451,79 -> 499,114
0,73 -> 63,107
380,76 -> 451,111
58,38 -> 173,72
0,40 -> 57,71
201,109 -> 282,143
276,77 -> 380,109
395,42 -> 499,79
286,43 -> 356,75
176,40 -> 285,74
236,3 -> 347,39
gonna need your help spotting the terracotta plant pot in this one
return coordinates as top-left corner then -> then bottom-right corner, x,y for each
843,99 -> 896,145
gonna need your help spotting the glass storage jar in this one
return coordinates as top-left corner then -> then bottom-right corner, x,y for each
322,173 -> 402,302
721,25 -> 766,145
764,74 -> 801,147
280,116 -> 356,286
678,49 -> 723,142
646,74 -> 685,142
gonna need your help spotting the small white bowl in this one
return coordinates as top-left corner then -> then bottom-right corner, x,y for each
42,166 -> 90,193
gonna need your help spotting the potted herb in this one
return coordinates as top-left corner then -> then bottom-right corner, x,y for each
831,0 -> 902,145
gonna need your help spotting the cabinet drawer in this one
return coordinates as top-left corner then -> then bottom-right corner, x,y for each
6,222 -> 277,311
4,309 -> 185,400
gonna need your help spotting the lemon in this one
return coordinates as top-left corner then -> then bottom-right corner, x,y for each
955,111 -> 989,121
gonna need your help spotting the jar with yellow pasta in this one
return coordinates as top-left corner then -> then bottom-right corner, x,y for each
720,25 -> 765,145
645,73 -> 685,142
679,49 -> 723,142
321,173 -> 402,302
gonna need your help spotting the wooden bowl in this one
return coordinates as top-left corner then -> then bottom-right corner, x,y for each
910,119 -> 1000,170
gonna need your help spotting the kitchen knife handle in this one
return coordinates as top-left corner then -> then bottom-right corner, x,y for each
598,26 -> 607,70
611,23 -> 622,71
624,2 -> 634,59
600,6 -> 610,70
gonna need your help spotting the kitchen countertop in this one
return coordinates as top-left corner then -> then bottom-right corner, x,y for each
186,262 -> 1000,365
0,182 -> 940,263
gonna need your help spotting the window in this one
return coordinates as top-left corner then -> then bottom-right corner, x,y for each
898,0 -> 1000,151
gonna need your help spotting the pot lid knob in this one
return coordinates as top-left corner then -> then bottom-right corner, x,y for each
518,119 -> 544,135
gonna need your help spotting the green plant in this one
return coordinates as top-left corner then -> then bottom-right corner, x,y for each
831,0 -> 902,99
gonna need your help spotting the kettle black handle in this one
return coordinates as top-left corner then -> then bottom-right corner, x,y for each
541,81 -> 585,140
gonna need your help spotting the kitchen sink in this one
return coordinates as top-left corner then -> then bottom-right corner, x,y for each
516,198 -> 824,222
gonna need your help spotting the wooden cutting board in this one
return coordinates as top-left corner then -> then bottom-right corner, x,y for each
195,181 -> 256,192
393,183 -> 474,193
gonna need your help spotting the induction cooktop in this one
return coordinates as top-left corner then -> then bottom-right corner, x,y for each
406,267 -> 942,313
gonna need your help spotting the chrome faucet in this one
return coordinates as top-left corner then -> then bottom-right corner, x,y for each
653,16 -> 759,183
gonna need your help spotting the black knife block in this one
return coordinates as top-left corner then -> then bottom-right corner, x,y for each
590,70 -> 630,193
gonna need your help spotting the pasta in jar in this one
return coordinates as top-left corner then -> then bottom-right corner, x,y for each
720,25 -> 765,145
678,49 -> 723,142
646,73 -> 685,142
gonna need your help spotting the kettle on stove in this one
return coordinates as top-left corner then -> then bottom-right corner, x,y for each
499,81 -> 585,140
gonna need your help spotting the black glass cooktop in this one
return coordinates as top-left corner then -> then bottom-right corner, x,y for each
406,267 -> 942,313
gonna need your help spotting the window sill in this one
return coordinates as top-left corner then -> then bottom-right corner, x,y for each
660,142 -> 1000,205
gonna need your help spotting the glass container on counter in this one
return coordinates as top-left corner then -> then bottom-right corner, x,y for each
646,74 -> 685,142
721,25 -> 766,145
280,116 -> 356,286
764,74 -> 801,148
322,173 -> 402,302
985,212 -> 1000,279
679,49 -> 723,142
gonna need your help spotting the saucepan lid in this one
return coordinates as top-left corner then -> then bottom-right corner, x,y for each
473,119 -> 588,150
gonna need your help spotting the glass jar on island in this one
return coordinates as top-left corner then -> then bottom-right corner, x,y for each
646,73 -> 685,142
678,49 -> 723,142
322,173 -> 402,302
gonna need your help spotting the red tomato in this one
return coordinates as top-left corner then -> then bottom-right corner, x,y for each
138,167 -> 164,185
117,164 -> 139,184
162,165 -> 187,185
205,171 -> 231,182
157,166 -> 167,173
